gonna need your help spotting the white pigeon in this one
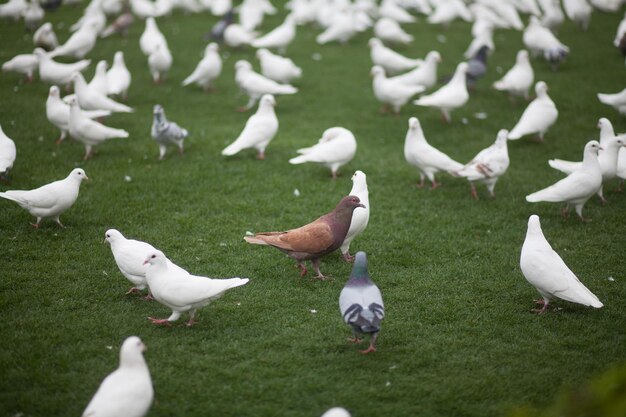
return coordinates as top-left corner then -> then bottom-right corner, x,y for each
256,48 -> 301,84
70,6 -> 106,34
234,60 -> 298,111
251,13 -> 297,53
23,0 -> 44,30
591,0 -> 622,12
239,0 -> 266,31
477,0 -> 524,30
33,22 -> 59,51
493,50 -> 534,101
403,116 -> 464,188
208,0 -> 232,16
339,251 -> 384,354
68,97 -> 129,160
370,65 -> 425,114
0,0 -> 27,20
549,134 -> 625,203
46,85 -> 111,144
413,62 -> 469,123
106,51 -> 131,99
454,129 -> 510,199
48,21 -> 100,59
526,140 -> 603,220
147,42 -> 172,83
390,50 -> 441,90
538,0 -> 565,31
597,88 -> 626,116
223,24 -> 257,48
563,0 -> 593,31
316,7 -> 360,45
0,168 -> 88,227
289,127 -> 357,179
508,81 -> 558,141
340,170 -> 369,262
88,60 -> 109,96
104,229 -> 188,298
523,16 -> 569,70
81,336 -> 153,417
143,250 -> 250,327
139,17 -> 167,56
73,72 -> 133,113
222,94 -> 279,160
182,43 -> 222,91
464,25 -> 495,59
520,215 -> 603,313
33,48 -> 91,87
0,123 -> 16,181
374,17 -> 413,44
368,38 -> 422,75
1,52 -> 38,82
428,0 -> 473,26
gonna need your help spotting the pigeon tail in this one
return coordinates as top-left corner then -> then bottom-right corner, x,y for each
244,235 -> 272,245
548,159 -> 579,175
288,154 -> 309,165
222,141 -> 244,156
275,85 -> 298,95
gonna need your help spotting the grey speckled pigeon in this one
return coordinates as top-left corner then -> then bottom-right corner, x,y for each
466,44 -> 489,89
339,252 -> 384,354
151,104 -> 188,160
244,195 -> 365,279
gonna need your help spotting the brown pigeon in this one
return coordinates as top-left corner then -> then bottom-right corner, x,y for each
244,195 -> 365,279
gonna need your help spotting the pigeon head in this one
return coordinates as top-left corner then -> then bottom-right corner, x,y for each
119,336 -> 148,368
370,65 -> 385,78
495,129 -> 509,146
368,38 -> 382,48
104,229 -> 123,245
71,71 -> 86,86
336,195 -> 366,214
607,136 -> 626,149
205,43 -> 219,54
455,62 -> 469,75
260,94 -> 276,107
321,408 -> 351,417
256,48 -> 269,59
48,85 -> 60,98
95,60 -> 108,73
235,60 -> 252,72
350,251 -> 370,281
597,117 -> 612,132
408,117 -> 421,131
143,250 -> 167,267
534,81 -> 548,96
584,140 -> 602,155
526,214 -> 542,236
517,50 -> 529,63
153,104 -> 166,124
33,48 -> 47,57
426,51 -> 442,63
351,170 -> 366,185
114,51 -> 124,64
70,168 -> 89,182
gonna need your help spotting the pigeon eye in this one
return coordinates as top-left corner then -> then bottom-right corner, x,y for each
151,254 -> 156,259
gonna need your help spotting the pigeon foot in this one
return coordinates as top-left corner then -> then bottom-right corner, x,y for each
347,337 -> 363,344
342,252 -> 355,263
148,317 -> 172,326
256,151 -> 265,160
30,222 -> 40,229
560,207 -> 569,218
359,346 -> 377,354
470,185 -> 479,200
296,262 -> 307,277
185,318 -> 197,327
125,287 -> 142,295
430,181 -> 441,189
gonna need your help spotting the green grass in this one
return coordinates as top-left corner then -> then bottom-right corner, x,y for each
1,3 -> 626,417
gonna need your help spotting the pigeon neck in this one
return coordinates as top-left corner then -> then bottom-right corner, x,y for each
120,350 -> 148,370
581,148 -> 601,171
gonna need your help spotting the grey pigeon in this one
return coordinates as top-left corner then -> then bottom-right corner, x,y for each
151,104 -> 188,160
339,252 -> 384,354
466,45 -> 489,89
205,8 -> 235,42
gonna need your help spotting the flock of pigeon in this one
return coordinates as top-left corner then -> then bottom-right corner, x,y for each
1,0 -> 625,416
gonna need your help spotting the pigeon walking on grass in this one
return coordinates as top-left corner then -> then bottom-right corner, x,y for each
151,104 -> 188,160
2,51 -> 38,82
81,336 -> 153,417
222,94 -> 278,160
371,65 -> 425,114
339,252 -> 384,354
391,50 -> 441,90
523,16 -> 569,71
244,195 -> 365,279
143,250 -> 249,327
234,60 -> 298,111
526,140 -> 603,221
454,129 -> 510,200
106,51 -> 131,100
368,38 -> 422,75
520,215 -> 603,314
33,22 -> 58,50
0,168 -> 88,228
508,81 -> 557,141
493,50 -> 534,101
288,127 -> 357,179
182,43 -> 222,91
404,117 -> 464,188
340,171 -> 369,262
73,72 -> 133,113
34,48 -> 91,87
413,62 -> 469,123
256,48 -> 301,84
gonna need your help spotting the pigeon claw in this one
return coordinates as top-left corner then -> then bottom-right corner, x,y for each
342,252 -> 355,263
359,346 -> 377,354
470,184 -> 479,200
185,318 -> 197,327
125,287 -> 142,295
347,337 -> 363,344
148,317 -> 172,326
296,262 -> 308,277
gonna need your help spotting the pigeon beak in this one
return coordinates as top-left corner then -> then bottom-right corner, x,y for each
358,203 -> 366,209
143,259 -> 150,265
103,237 -> 107,244
141,342 -> 147,352
84,175 -> 90,180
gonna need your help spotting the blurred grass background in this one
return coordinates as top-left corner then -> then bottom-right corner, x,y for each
0,2 -> 625,417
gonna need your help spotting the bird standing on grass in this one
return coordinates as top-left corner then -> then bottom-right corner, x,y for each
507,81 -> 557,142
339,252 -> 384,354
0,168 -> 88,228
143,250 -> 249,327
526,140 -> 603,221
0,123 -> 16,183
340,171 -> 369,263
413,62 -> 469,123
520,215 -> 603,314
222,94 -> 278,160
182,43 -> 222,91
370,65 -> 425,114
234,60 -> 298,111
81,336 -> 153,417
493,50 -> 534,101
244,195 -> 365,279
151,104 -> 188,160
288,127 -> 357,179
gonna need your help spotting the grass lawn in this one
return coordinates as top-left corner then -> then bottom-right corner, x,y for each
1,2 -> 625,417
